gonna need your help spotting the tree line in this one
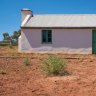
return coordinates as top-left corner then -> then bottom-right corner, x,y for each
2,30 -> 21,45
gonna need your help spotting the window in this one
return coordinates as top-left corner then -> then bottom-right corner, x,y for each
42,30 -> 52,43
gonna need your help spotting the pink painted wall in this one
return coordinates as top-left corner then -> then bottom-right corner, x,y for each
19,29 -> 92,54
53,29 -> 92,48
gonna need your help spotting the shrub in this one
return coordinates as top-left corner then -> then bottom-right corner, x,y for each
0,70 -> 6,75
43,55 -> 67,76
8,44 -> 13,48
23,58 -> 30,66
0,44 -> 9,46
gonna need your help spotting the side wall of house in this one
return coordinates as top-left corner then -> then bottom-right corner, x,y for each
19,29 -> 92,54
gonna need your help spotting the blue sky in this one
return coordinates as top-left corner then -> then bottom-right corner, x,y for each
0,0 -> 96,40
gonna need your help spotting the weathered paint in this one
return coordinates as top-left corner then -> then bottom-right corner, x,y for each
18,29 -> 92,54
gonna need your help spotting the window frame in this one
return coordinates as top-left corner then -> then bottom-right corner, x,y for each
42,30 -> 52,44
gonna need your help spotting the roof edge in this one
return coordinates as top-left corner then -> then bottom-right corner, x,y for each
21,26 -> 96,29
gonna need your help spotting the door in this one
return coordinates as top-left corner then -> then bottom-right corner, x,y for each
92,30 -> 96,54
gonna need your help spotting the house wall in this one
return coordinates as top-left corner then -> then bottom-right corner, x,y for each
19,29 -> 92,54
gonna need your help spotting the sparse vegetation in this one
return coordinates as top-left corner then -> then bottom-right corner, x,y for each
23,57 -> 30,66
2,30 -> 21,46
0,69 -> 6,75
8,43 -> 13,48
0,46 -> 96,96
43,55 -> 67,76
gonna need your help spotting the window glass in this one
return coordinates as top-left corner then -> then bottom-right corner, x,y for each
42,30 -> 52,43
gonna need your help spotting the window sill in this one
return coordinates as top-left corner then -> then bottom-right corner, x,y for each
41,42 -> 52,44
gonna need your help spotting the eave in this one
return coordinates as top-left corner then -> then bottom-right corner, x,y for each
21,26 -> 96,30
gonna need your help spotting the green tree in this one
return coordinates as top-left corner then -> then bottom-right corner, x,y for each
3,32 -> 11,40
11,30 -> 21,42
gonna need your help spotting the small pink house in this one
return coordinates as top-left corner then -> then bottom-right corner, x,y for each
18,8 -> 96,54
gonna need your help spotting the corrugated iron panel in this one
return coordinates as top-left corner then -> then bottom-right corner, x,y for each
22,14 -> 96,27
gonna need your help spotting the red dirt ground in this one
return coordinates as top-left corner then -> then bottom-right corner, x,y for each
0,46 -> 96,96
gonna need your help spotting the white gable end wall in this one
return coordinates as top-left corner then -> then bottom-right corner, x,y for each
19,29 -> 92,54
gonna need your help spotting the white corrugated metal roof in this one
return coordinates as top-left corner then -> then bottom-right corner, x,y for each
22,14 -> 96,28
